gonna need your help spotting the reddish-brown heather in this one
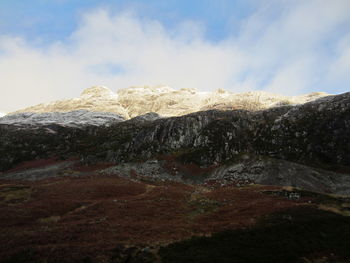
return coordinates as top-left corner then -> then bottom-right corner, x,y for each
0,173 -> 312,261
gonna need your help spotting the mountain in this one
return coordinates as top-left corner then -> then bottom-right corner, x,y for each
0,88 -> 350,262
10,86 -> 130,119
10,85 -> 329,118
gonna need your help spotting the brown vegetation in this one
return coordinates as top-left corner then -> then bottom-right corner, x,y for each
0,174 -> 312,262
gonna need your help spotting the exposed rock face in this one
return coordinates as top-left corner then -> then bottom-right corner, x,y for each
0,110 -> 124,128
80,92 -> 349,170
10,85 -> 330,119
207,156 -> 350,195
99,155 -> 350,195
260,94 -> 350,166
102,159 -> 185,183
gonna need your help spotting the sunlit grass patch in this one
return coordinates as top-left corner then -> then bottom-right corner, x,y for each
0,184 -> 32,204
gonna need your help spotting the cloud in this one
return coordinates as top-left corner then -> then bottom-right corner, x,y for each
0,0 -> 350,112
323,33 -> 350,93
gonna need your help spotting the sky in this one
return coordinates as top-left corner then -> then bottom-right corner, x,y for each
0,0 -> 350,113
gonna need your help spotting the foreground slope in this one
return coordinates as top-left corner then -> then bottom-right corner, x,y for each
0,170 -> 350,262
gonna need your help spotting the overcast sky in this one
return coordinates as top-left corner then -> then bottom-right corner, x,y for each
1,0 -> 350,113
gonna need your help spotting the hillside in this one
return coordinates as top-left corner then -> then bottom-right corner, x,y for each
0,89 -> 349,262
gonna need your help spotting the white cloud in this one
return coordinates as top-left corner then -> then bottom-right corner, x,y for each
323,34 -> 350,93
0,0 -> 350,112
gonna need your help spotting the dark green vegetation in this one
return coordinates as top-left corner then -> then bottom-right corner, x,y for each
160,207 -> 350,263
263,189 -> 350,215
0,124 -> 87,171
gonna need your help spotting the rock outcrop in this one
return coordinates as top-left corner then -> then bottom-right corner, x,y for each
206,155 -> 350,195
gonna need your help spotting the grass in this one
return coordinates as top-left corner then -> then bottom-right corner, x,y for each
187,188 -> 221,220
38,215 -> 61,224
0,185 -> 32,204
262,188 -> 350,216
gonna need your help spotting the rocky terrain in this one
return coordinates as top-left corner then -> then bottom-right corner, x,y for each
0,110 -> 125,128
0,88 -> 350,262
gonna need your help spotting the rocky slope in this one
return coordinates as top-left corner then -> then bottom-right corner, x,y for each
0,110 -> 124,128
79,92 -> 350,171
10,85 -> 330,119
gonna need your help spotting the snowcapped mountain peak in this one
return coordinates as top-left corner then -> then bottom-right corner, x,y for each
117,85 -> 175,96
80,85 -> 118,100
8,85 -> 331,119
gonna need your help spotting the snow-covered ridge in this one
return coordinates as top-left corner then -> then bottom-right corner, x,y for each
0,110 -> 124,128
10,86 -> 129,119
9,85 -> 330,119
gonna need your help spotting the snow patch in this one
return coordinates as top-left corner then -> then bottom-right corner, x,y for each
0,110 -> 125,127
